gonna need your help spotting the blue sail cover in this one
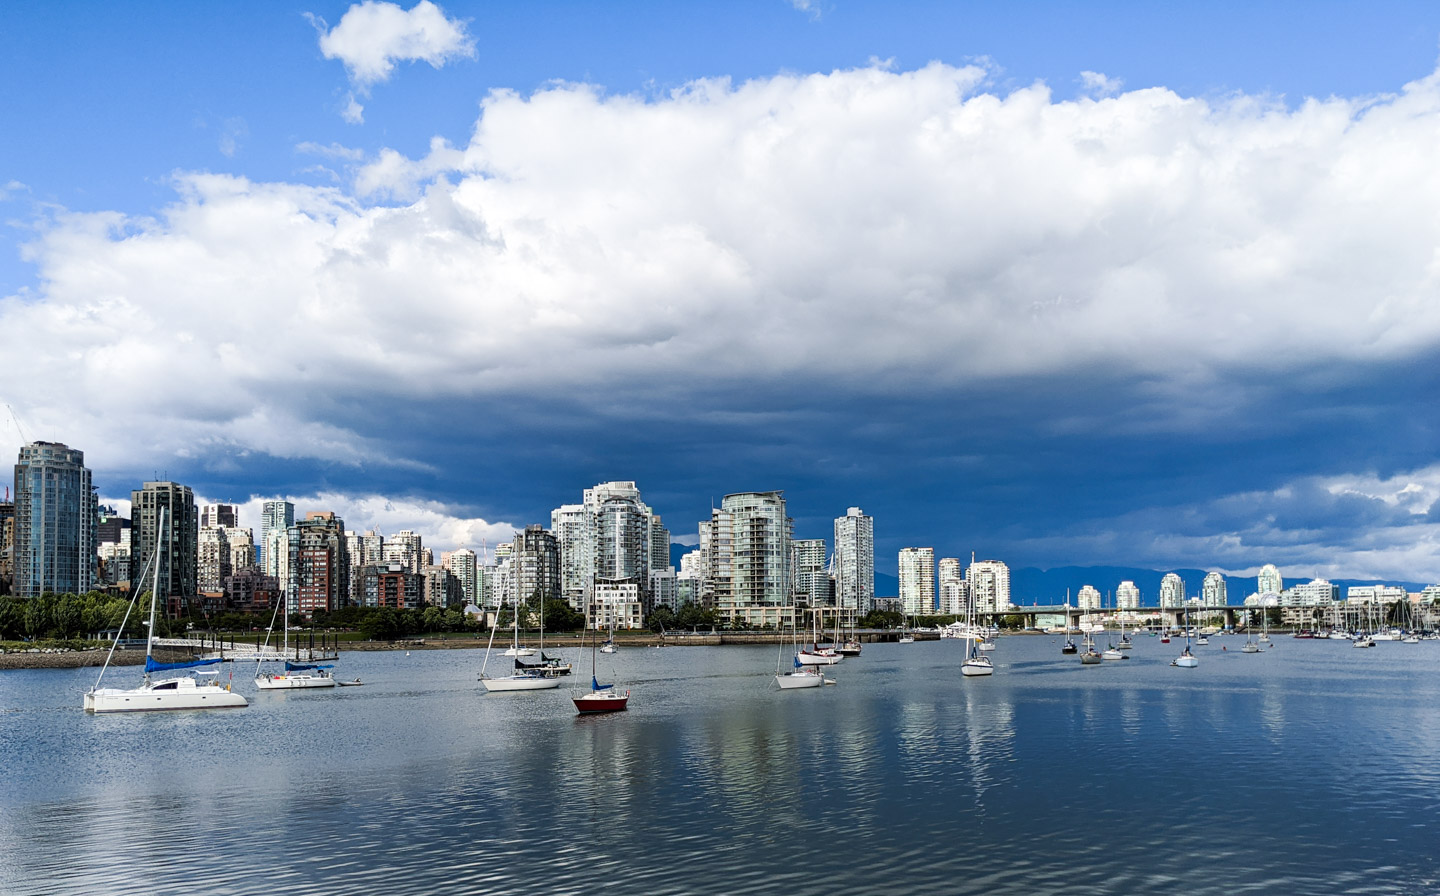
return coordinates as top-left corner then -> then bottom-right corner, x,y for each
145,656 -> 224,673
284,662 -> 334,671
793,656 -> 803,669
592,676 -> 614,691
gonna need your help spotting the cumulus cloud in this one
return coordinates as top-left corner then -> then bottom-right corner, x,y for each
315,0 -> 474,87
10,61 -> 1440,575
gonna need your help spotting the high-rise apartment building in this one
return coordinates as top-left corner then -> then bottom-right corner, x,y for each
513,525 -> 560,606
1202,571 -> 1227,606
967,558 -> 1011,614
704,491 -> 792,629
287,511 -> 349,615
260,500 -> 294,581
1257,564 -> 1283,597
791,538 -> 830,607
201,503 -> 238,529
383,530 -> 423,574
1116,580 -> 1141,610
1077,584 -> 1102,611
1159,573 -> 1185,609
553,481 -> 665,614
12,442 -> 96,597
0,498 -> 14,593
197,526 -> 231,593
938,557 -> 965,615
898,547 -> 935,616
130,481 -> 198,601
442,548 -> 478,605
834,507 -> 874,614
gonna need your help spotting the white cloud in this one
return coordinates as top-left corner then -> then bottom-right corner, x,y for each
231,492 -> 518,555
8,61 -> 1440,487
789,0 -> 822,21
316,1 -> 474,88
1079,70 -> 1123,97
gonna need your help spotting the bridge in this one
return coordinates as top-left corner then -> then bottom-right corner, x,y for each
978,605 -> 1245,629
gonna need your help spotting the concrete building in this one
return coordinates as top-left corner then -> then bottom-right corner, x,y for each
703,491 -> 792,629
1159,573 -> 1185,609
937,557 -> 966,616
898,547 -> 935,616
197,526 -> 232,594
1116,580 -> 1141,610
513,525 -> 560,607
12,442 -> 96,597
287,511 -> 349,615
834,507 -> 875,614
592,580 -> 644,630
361,563 -> 423,609
1077,584 -> 1102,611
442,548 -> 478,605
130,481 -> 198,603
553,481 -> 667,613
222,568 -> 281,614
1258,564 -> 1283,596
260,501 -> 294,582
201,503 -> 238,529
967,559 -> 1011,614
1283,578 -> 1339,607
383,530 -> 423,574
0,498 -> 13,593
1202,571 -> 1227,606
792,538 -> 830,607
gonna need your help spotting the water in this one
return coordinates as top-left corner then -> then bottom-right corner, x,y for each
4,635 -> 1440,895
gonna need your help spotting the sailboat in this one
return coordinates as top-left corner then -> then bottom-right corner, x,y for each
84,508 -> 248,713
1079,628 -> 1103,664
776,608 -> 826,689
1172,601 -> 1199,667
255,594 -> 336,689
572,625 -> 629,713
1061,590 -> 1078,653
599,617 -> 618,654
960,579 -> 993,677
898,617 -> 915,644
797,609 -> 843,664
480,596 -> 560,692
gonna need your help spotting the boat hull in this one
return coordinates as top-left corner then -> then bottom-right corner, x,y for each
961,659 -> 994,676
481,675 -> 560,692
573,690 -> 629,713
775,671 -> 825,689
256,673 -> 336,689
1172,656 -> 1199,668
796,651 -> 842,665
84,678 -> 248,713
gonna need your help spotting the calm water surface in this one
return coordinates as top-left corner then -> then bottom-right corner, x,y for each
3,635 -> 1440,895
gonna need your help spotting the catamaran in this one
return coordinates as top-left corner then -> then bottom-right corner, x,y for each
84,508 -> 248,713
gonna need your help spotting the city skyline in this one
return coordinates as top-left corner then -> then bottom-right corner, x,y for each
6,3 -> 1440,581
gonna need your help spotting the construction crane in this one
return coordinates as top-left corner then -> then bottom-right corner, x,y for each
6,403 -> 30,445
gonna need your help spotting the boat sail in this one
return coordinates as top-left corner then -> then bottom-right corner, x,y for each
84,508 -> 248,713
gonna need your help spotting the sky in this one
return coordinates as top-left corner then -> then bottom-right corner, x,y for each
4,1 -> 1440,584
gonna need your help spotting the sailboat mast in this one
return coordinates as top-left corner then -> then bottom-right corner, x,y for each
143,507 -> 166,684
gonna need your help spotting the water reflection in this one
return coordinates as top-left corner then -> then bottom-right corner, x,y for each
4,639 -> 1440,894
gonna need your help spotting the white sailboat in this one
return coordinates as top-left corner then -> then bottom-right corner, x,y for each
1172,601 -> 1198,668
255,595 -> 336,690
960,580 -> 993,676
797,609 -> 843,665
776,609 -> 826,689
84,508 -> 248,713
480,597 -> 560,692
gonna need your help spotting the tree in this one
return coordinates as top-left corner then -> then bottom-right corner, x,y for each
543,598 -> 584,632
646,605 -> 675,632
360,607 -> 401,641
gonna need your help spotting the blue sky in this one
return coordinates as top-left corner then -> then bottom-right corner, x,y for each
4,1 -> 1440,584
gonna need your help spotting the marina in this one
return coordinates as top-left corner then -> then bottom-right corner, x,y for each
5,634 -> 1440,895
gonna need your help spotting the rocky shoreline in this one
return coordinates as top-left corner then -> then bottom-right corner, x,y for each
0,647 -> 203,670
